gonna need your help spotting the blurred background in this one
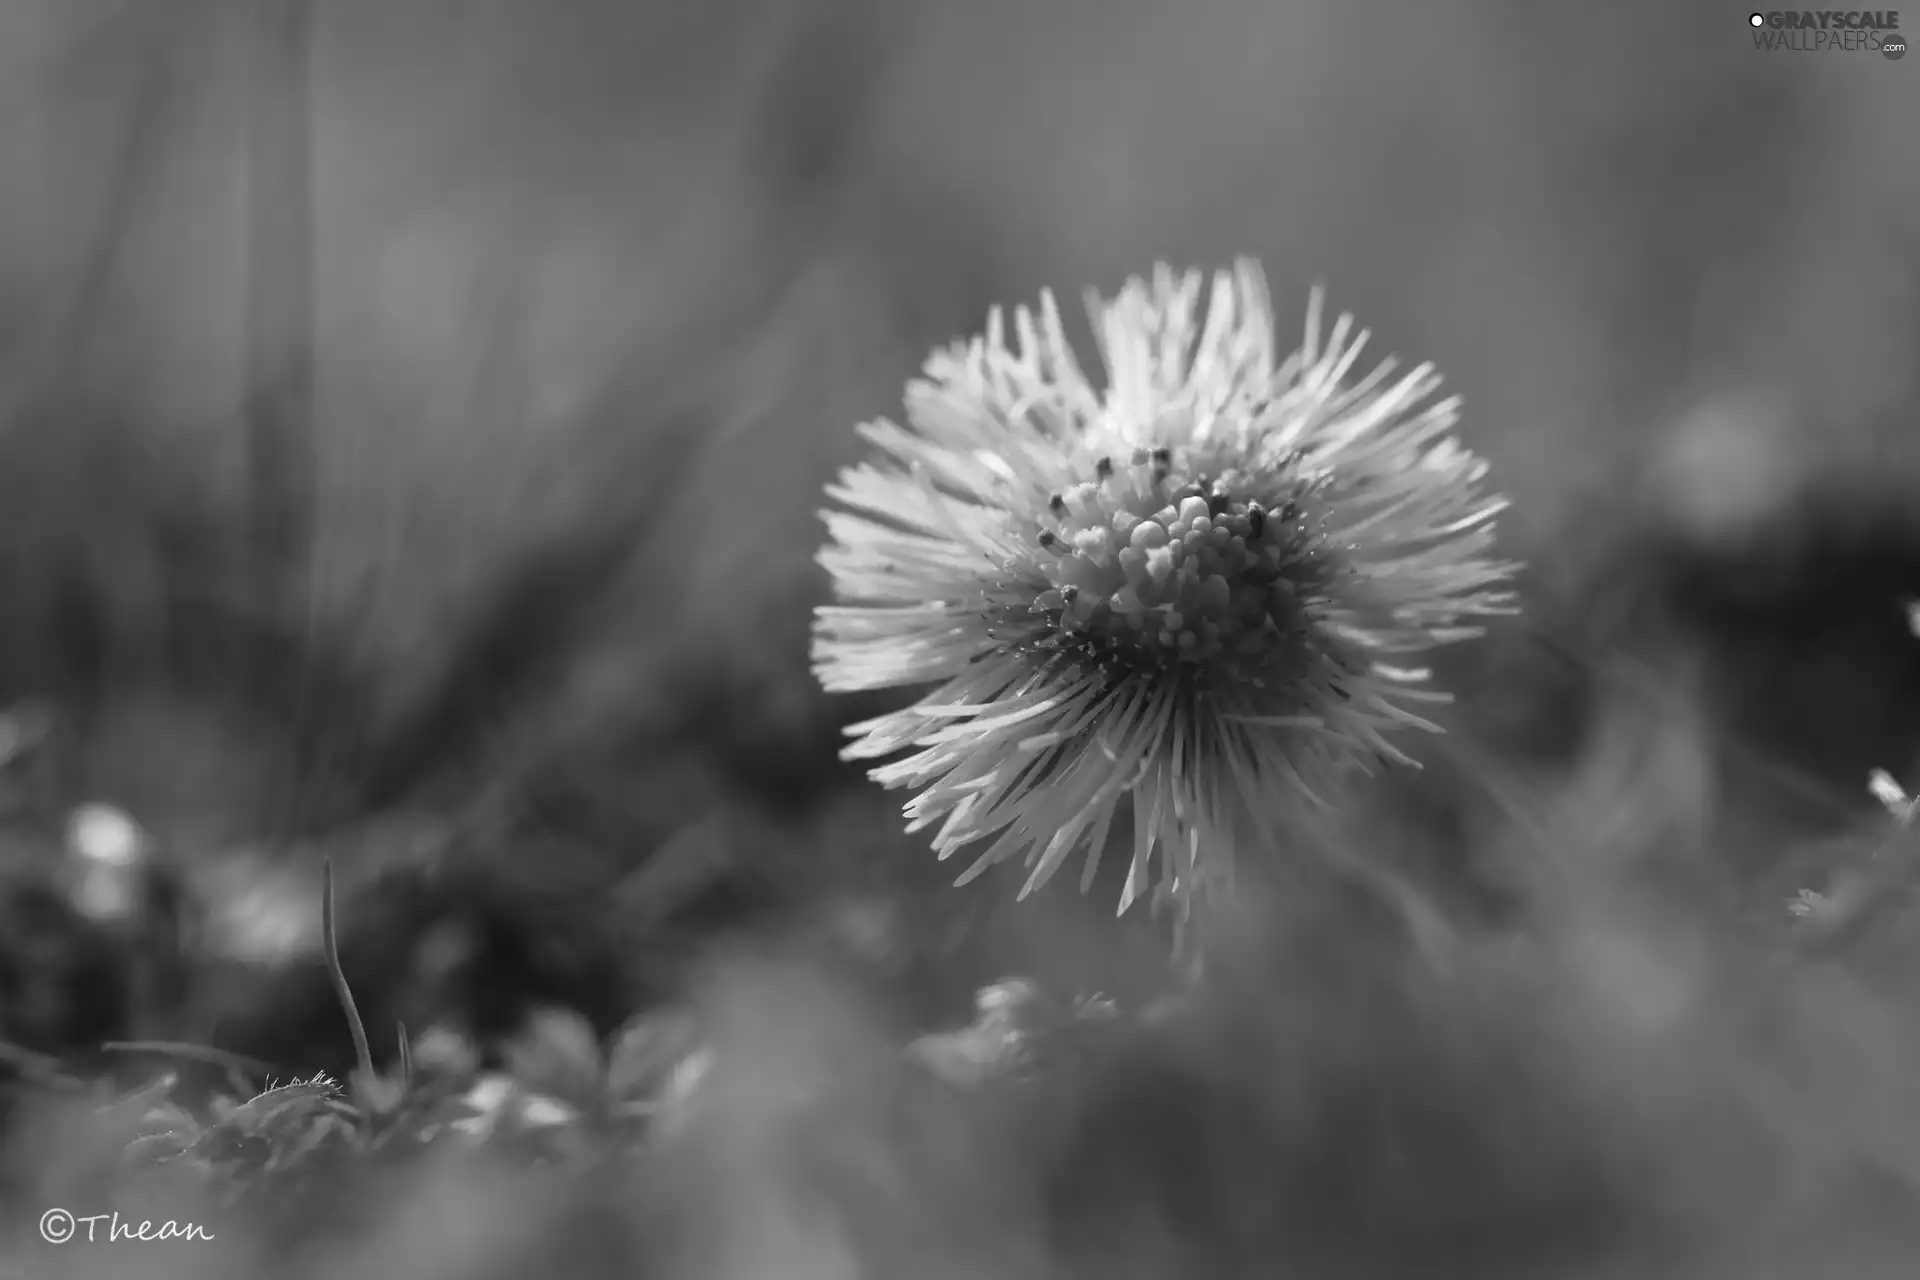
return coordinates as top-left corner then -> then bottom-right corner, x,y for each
2,1 -> 1919,1277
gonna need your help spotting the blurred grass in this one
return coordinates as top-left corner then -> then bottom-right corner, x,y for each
0,0 -> 1918,1276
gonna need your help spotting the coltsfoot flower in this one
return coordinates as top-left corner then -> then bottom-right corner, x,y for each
813,260 -> 1516,932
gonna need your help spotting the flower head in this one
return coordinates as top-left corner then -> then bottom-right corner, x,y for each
813,261 -> 1516,931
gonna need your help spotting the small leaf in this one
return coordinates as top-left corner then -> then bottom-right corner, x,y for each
905,979 -> 1060,1088
123,1129 -> 197,1168
517,1093 -> 578,1128
1789,888 -> 1830,920
210,1074 -> 355,1164
502,1007 -> 604,1111
494,1093 -> 589,1162
96,1072 -> 178,1125
350,1066 -> 407,1118
141,1101 -> 201,1133
1869,768 -> 1910,816
460,1073 -> 517,1118
606,1008 -> 702,1105
410,1025 -> 480,1082
196,1127 -> 273,1172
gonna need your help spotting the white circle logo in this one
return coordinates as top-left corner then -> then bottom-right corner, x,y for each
39,1208 -> 75,1244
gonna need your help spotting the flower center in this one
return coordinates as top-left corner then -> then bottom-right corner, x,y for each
1004,447 -> 1335,687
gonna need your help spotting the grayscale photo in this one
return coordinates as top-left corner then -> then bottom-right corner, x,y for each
0,2 -> 1915,1276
